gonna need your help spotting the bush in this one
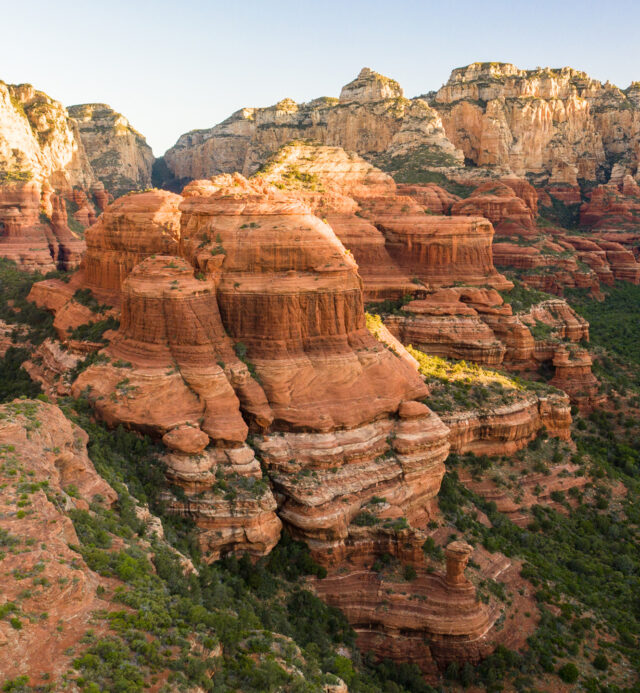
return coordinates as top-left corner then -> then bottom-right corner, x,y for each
592,653 -> 608,671
558,662 -> 579,683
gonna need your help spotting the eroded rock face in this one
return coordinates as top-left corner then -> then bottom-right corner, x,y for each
0,78 -> 160,270
451,181 -> 536,235
253,142 -> 510,294
358,194 -> 511,289
384,289 -> 507,365
162,68 -> 464,182
0,400 -> 116,681
443,391 -> 572,456
432,62 -> 639,183
179,175 -> 428,431
81,189 -> 182,302
0,82 -> 94,190
551,345 -> 603,410
68,103 -> 154,196
0,181 -> 86,271
53,178 -> 509,669
580,180 -> 640,234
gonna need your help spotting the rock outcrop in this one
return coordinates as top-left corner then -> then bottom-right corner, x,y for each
0,180 -> 85,271
161,67 -> 464,183
80,188 -> 182,302
384,289 -> 507,365
41,177 -> 517,670
161,62 -> 639,197
0,78 -> 158,270
68,103 -> 154,196
451,181 -> 536,235
255,142 -> 510,296
432,62 -> 640,184
0,81 -> 94,190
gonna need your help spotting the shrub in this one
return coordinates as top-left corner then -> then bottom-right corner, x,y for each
592,653 -> 608,671
558,662 -> 579,683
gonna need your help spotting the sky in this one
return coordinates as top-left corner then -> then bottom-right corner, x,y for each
1,0 -> 639,155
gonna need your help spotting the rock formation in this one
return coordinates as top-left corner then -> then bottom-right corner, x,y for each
0,78 -> 158,270
161,68 -> 464,184
161,62 -> 639,197
383,289 -> 507,365
0,180 -> 85,271
35,177 -> 523,670
80,188 -> 182,302
432,62 -> 639,184
68,103 -> 154,196
550,345 -> 603,410
0,81 -> 94,190
451,181 -> 536,235
255,142 -> 510,294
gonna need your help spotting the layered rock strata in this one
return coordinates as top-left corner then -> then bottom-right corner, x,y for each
162,68 -> 464,183
0,181 -> 85,271
442,391 -> 572,456
53,178 -> 505,668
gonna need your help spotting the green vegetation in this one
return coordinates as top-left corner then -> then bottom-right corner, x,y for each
233,341 -> 261,383
567,282 -> 640,367
538,194 -> 581,230
0,258 -> 64,345
374,146 -> 474,198
435,282 -> 640,689
69,317 -> 120,343
0,169 -> 33,183
0,347 -> 42,402
364,294 -> 413,315
51,395 -> 436,692
65,197 -> 86,236
498,279 -> 554,313
73,288 -> 110,314
407,345 -> 542,414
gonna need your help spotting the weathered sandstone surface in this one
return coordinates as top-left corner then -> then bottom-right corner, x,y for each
161,67 -> 464,183
432,62 -> 640,184
0,79 -> 155,270
162,62 -> 639,197
68,103 -> 154,196
451,181 -> 536,235
0,81 -> 94,190
28,178 -> 524,668
256,142 -> 510,294
0,400 -> 116,681
0,180 -> 85,271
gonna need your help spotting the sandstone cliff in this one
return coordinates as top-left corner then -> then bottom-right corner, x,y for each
432,62 -> 640,185
68,103 -> 154,196
27,178 -> 523,669
162,62 -> 639,193
0,81 -> 94,190
0,78 -> 156,271
161,67 -> 464,183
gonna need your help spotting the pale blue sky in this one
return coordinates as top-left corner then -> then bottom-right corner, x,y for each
1,0 -> 638,155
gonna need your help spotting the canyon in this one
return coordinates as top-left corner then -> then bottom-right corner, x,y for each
0,58 -> 639,691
